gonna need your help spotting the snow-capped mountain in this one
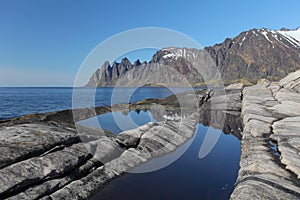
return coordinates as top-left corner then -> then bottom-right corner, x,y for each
205,27 -> 300,84
86,27 -> 300,87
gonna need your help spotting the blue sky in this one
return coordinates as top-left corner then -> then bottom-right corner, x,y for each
0,0 -> 299,86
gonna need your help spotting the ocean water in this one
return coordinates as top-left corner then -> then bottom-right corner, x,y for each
0,87 -> 192,120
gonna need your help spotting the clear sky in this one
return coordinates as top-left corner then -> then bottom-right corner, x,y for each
0,0 -> 299,86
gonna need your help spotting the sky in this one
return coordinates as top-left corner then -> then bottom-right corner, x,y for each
0,0 -> 299,87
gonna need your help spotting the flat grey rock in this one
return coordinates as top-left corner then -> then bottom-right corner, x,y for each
0,123 -> 81,169
267,101 -> 300,117
275,88 -> 300,103
280,70 -> 300,93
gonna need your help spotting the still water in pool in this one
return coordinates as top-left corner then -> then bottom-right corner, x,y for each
78,110 -> 241,200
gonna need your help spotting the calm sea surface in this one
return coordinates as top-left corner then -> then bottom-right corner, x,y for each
0,87 -> 192,119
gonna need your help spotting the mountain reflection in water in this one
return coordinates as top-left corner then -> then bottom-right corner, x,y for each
77,109 -> 242,200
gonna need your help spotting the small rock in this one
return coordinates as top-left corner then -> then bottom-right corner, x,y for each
257,78 -> 271,87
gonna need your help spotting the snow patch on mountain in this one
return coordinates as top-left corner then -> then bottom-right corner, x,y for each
278,28 -> 300,47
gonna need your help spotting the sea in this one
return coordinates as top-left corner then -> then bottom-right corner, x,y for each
0,87 -> 191,120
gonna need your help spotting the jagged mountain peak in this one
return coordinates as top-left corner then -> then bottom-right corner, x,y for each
111,61 -> 118,67
120,57 -> 131,65
102,61 -> 110,68
133,59 -> 142,66
86,57 -> 147,87
107,57 -> 144,68
86,27 -> 300,87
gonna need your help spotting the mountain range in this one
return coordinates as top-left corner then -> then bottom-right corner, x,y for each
86,27 -> 300,87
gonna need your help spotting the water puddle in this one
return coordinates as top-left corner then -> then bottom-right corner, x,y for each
78,110 -> 242,200
77,110 -> 156,134
92,123 -> 241,200
269,140 -> 280,157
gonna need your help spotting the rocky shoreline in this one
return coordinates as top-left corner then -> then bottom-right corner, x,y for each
0,70 -> 299,199
230,70 -> 300,199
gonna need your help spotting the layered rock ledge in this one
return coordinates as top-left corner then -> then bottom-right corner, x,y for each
231,70 -> 300,199
0,113 -> 201,200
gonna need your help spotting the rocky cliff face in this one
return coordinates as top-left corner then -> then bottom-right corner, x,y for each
205,27 -> 300,84
86,27 -> 300,87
